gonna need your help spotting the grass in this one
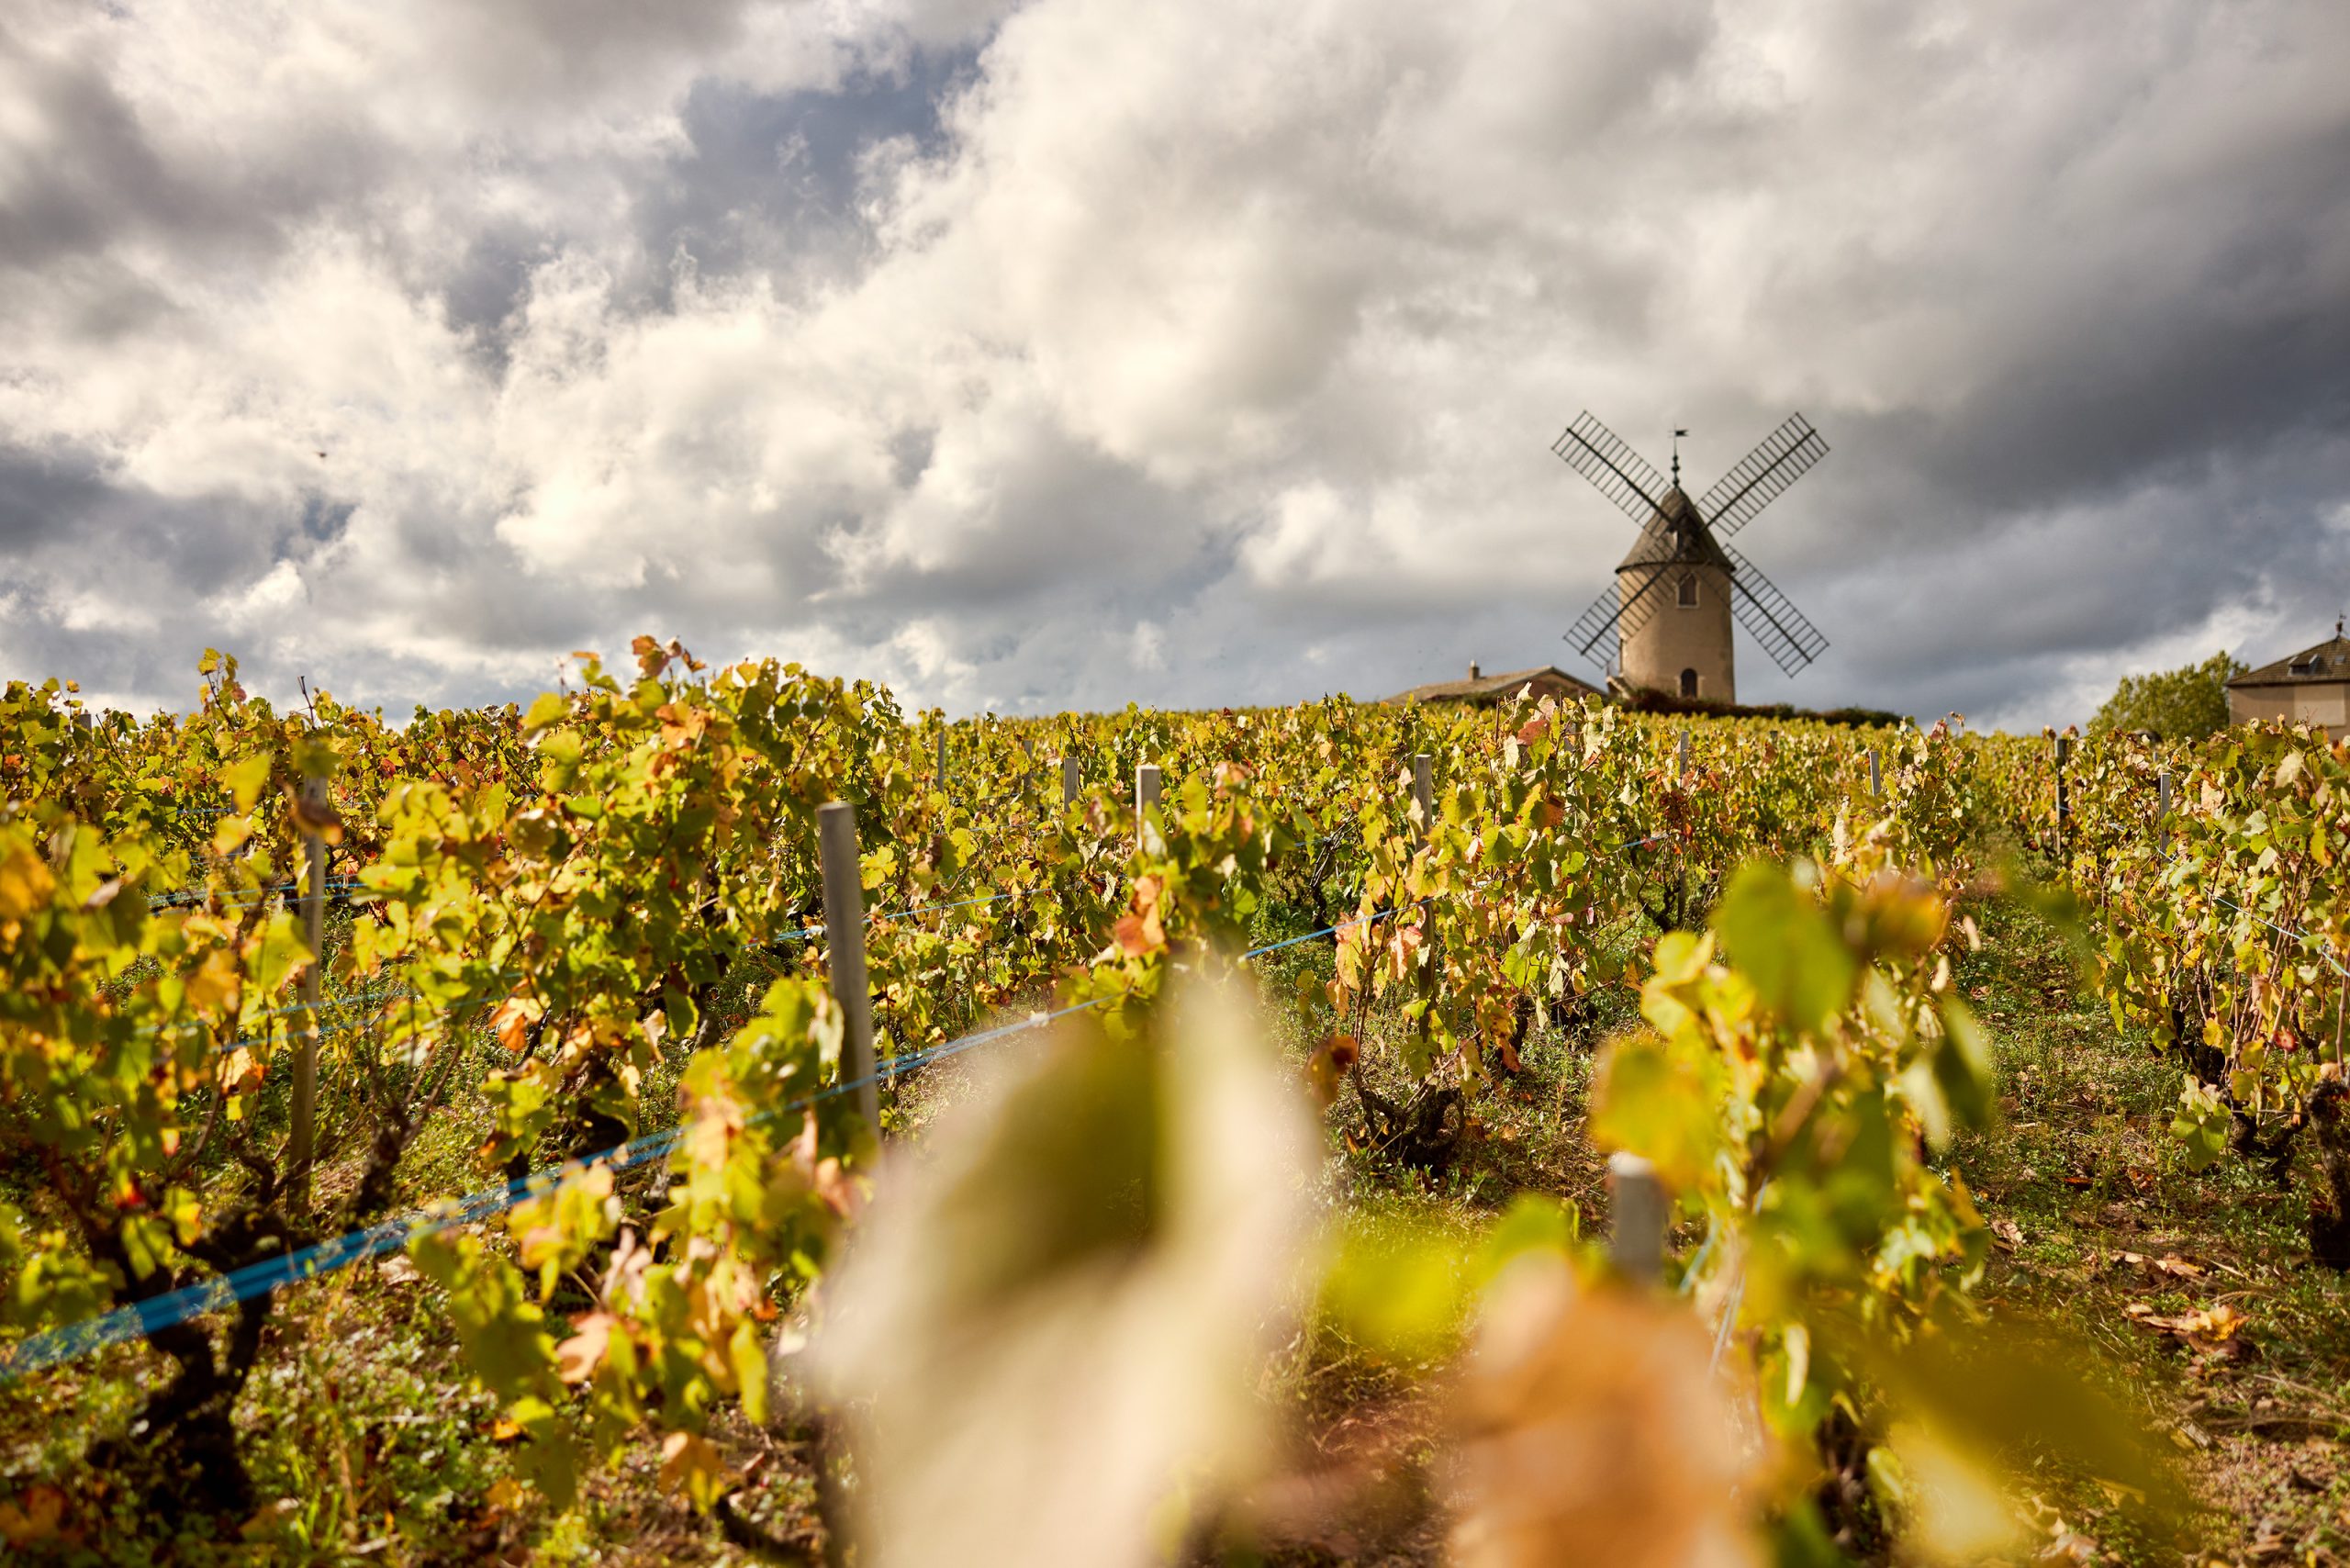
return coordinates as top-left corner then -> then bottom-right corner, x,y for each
1947,891 -> 2350,1565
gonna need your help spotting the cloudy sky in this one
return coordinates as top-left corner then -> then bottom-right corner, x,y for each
3,0 -> 2345,729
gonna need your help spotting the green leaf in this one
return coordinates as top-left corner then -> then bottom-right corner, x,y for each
1932,1000 -> 1994,1131
521,692 -> 569,734
1714,863 -> 1855,1035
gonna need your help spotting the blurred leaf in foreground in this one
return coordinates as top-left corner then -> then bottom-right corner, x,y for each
811,974 -> 1319,1568
1448,1254 -> 1763,1568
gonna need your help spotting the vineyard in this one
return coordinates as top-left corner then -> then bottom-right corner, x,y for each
3,643 -> 2348,1564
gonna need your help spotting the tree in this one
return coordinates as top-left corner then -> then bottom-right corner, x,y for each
2087,650 -> 2245,741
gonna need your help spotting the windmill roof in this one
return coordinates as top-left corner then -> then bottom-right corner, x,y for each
1382,665 -> 1606,707
1616,487 -> 1732,572
2229,634 -> 2350,689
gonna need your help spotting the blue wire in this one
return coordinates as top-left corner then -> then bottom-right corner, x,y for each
1,815 -> 1688,1378
0,991 -> 1116,1382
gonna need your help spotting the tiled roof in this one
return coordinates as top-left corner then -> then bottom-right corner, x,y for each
1382,665 -> 1606,706
2229,635 -> 2350,689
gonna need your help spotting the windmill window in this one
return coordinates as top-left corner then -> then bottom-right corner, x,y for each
1679,668 -> 1699,699
1676,575 -> 1699,608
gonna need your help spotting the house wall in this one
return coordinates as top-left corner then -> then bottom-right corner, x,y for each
2230,682 -> 2349,733
1618,563 -> 1736,703
2230,688 -> 2292,725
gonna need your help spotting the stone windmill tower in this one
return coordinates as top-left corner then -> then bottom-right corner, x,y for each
1553,412 -> 1830,703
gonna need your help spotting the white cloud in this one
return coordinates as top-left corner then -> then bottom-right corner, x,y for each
1,0 -> 2345,728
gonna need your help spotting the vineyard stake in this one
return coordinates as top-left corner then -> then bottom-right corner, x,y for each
818,802 -> 883,1141
1867,747 -> 1881,799
289,776 -> 328,1207
935,725 -> 947,798
1136,762 -> 1162,821
1413,753 -> 1433,845
2054,734 -> 2075,865
2157,767 -> 2172,853
1060,756 -> 1080,807
1678,731 -> 1691,783
1607,1151 -> 1667,1284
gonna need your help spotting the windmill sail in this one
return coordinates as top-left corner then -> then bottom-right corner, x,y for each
1721,543 -> 1830,675
1695,414 -> 1829,540
1552,412 -> 1674,534
1562,565 -> 1673,672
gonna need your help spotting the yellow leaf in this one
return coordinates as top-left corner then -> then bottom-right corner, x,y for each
658,1430 -> 727,1508
185,949 -> 241,1015
0,847 -> 55,922
222,754 -> 273,812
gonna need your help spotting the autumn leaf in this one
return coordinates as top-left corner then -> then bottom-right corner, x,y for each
1113,875 -> 1167,958
287,782 -> 345,845
2122,1300 -> 2247,1350
0,846 -> 56,923
555,1313 -> 618,1384
658,1430 -> 727,1507
1450,1261 -> 1762,1568
0,1484 -> 65,1546
1305,1034 -> 1360,1108
217,1045 -> 262,1094
184,948 -> 241,1014
491,997 -> 543,1055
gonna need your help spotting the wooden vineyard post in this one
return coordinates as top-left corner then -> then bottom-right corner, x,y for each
2053,734 -> 2075,868
935,725 -> 947,798
1867,747 -> 1881,799
818,802 -> 883,1141
289,776 -> 328,1207
1136,762 -> 1162,822
1413,753 -> 1433,845
1677,730 -> 1691,783
1060,756 -> 1080,807
2157,767 -> 2172,856
1608,1152 -> 1666,1284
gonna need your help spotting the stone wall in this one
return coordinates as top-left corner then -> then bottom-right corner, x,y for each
1618,563 -> 1737,703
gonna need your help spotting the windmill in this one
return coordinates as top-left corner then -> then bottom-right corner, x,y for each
1553,412 -> 1830,706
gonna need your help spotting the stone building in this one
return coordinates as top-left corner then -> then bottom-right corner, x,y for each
2227,624 -> 2350,732
1613,487 -> 1738,703
1382,661 -> 1606,708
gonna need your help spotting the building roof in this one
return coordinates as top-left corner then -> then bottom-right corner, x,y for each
1616,486 -> 1733,574
2229,632 -> 2350,689
1382,664 -> 1606,707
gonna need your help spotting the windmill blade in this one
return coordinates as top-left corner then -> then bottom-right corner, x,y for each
1722,543 -> 1830,675
1551,411 -> 1674,531
1561,566 -> 1673,673
1561,585 -> 1627,674
1695,413 -> 1829,539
